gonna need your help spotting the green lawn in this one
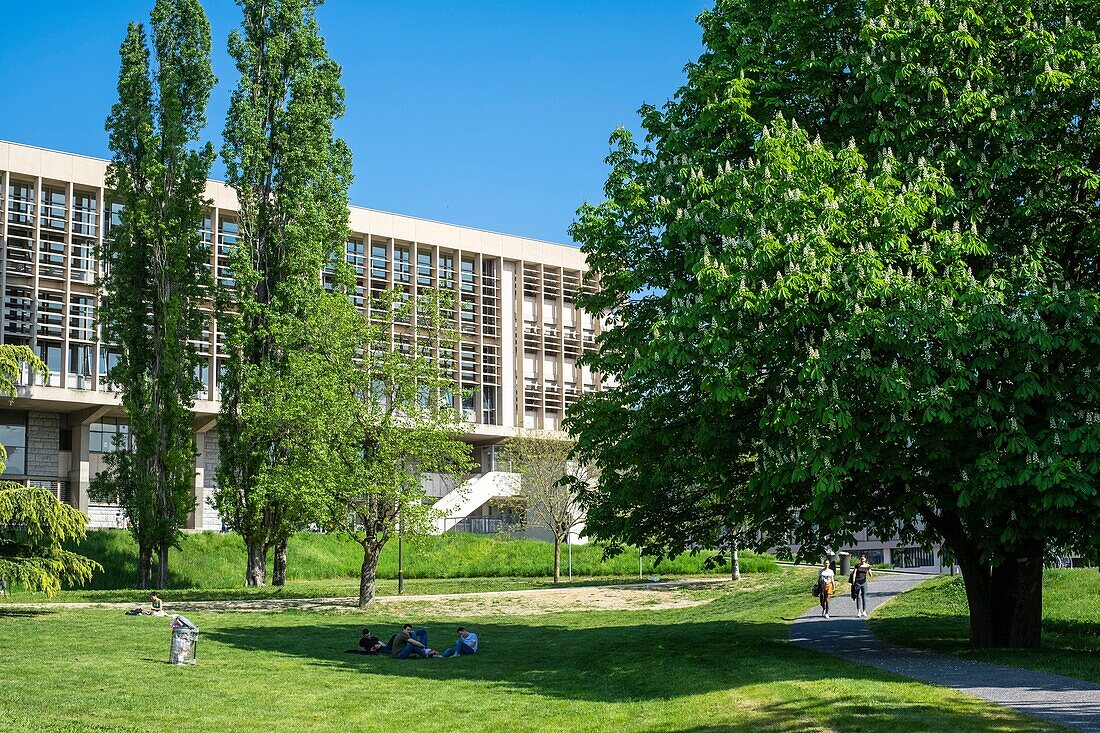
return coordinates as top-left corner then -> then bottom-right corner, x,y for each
0,570 -> 1064,732
871,569 -> 1100,683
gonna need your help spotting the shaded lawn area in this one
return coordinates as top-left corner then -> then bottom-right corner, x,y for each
5,575 -> 725,605
0,571 -> 1062,733
871,569 -> 1100,684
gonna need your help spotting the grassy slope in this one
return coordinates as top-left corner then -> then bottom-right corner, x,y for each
61,530 -> 776,590
871,569 -> 1100,683
0,570 -> 1060,733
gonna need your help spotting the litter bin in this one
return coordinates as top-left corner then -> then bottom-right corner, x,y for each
169,614 -> 199,665
838,551 -> 852,577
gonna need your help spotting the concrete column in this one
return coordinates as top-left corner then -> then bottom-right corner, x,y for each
189,416 -> 218,530
68,418 -> 91,513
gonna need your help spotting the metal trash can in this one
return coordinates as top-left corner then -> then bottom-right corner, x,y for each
838,551 -> 852,577
169,614 -> 199,665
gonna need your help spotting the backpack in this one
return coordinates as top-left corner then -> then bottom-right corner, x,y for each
812,581 -> 821,598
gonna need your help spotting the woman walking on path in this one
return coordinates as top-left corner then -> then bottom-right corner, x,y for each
817,560 -> 835,618
851,555 -> 873,617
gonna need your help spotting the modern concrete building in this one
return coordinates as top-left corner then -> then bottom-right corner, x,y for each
0,141 -> 602,532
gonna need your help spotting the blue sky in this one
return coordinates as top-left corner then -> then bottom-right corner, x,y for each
0,1 -> 708,244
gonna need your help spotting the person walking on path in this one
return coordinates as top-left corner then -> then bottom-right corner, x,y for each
817,560 -> 835,618
850,555 -> 873,617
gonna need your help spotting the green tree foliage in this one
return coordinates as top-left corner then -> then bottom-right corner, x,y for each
568,0 -> 1100,648
214,0 -> 353,587
305,289 -> 474,607
498,434 -> 591,583
0,347 -> 99,595
96,0 -> 216,590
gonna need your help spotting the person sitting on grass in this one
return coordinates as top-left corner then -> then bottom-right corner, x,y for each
345,628 -> 385,655
149,593 -> 166,617
440,627 -> 478,658
390,624 -> 440,659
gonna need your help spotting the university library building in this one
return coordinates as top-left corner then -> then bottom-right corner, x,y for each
0,141 -> 604,536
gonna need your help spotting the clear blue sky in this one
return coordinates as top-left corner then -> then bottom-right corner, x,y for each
0,1 -> 709,244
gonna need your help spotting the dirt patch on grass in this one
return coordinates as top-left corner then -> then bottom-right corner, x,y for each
5,578 -> 748,616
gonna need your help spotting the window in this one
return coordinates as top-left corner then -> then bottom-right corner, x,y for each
98,348 -> 121,391
40,187 -> 66,230
89,418 -> 130,453
370,240 -> 388,281
852,549 -> 884,566
482,387 -> 498,425
217,218 -> 238,288
0,410 -> 27,475
72,190 -> 98,236
394,246 -> 411,284
417,251 -> 433,288
7,181 -> 34,225
891,547 -> 933,569
68,344 -> 93,381
439,253 -> 455,290
460,257 -> 475,294
37,342 -> 62,383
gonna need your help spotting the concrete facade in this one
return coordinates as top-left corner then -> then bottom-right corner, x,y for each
0,140 -> 601,531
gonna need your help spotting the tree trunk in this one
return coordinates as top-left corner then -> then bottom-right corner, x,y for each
553,536 -> 561,583
156,545 -> 169,590
989,545 -> 1044,648
272,536 -> 288,587
245,541 -> 267,587
731,542 -> 741,581
955,551 -> 995,648
136,544 -> 152,590
358,544 -> 380,608
954,542 -> 1044,649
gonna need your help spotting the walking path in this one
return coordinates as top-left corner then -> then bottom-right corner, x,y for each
790,572 -> 1100,732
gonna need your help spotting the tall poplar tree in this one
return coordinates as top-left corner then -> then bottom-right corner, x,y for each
214,0 -> 352,586
96,0 -> 216,590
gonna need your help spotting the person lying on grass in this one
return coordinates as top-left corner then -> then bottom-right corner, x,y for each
440,627 -> 478,658
390,624 -> 441,659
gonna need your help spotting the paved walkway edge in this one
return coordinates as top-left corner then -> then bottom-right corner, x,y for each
790,573 -> 1100,732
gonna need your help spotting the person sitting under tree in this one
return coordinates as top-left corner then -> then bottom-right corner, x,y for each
390,624 -> 440,659
440,627 -> 479,658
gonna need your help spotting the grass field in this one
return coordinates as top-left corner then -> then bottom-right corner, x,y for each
0,570 -> 1064,733
58,530 -> 775,591
871,569 -> 1100,683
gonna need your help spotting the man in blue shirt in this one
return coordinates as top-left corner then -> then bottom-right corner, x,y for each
441,627 -> 478,658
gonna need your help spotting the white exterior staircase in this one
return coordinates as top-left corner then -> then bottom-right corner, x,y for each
431,471 -> 519,534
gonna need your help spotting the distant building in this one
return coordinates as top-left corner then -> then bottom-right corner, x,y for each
0,141 -> 603,534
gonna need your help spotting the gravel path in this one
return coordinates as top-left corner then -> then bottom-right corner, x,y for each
790,572 -> 1100,732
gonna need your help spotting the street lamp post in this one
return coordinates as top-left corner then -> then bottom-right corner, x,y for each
397,515 -> 404,596
567,531 -> 573,580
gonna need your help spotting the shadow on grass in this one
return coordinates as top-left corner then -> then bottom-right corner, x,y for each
0,607 -> 55,618
203,613 -> 1040,731
871,611 -> 1100,685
